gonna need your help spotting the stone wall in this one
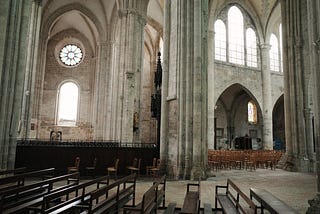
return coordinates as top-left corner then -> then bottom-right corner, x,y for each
38,29 -> 94,140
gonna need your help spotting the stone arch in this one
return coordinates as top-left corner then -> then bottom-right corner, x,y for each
213,83 -> 263,149
41,3 -> 105,41
266,1 -> 281,42
272,94 -> 285,150
209,0 -> 264,43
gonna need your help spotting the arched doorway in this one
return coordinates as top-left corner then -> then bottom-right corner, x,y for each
273,95 -> 285,150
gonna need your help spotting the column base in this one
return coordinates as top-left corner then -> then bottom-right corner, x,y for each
191,165 -> 207,180
307,193 -> 320,214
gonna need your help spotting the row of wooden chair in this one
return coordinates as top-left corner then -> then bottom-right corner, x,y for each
67,157 -> 161,178
208,150 -> 284,171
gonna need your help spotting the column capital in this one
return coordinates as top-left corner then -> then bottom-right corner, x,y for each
117,0 -> 148,23
260,43 -> 271,50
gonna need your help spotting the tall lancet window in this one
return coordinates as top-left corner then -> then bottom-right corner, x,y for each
270,34 -> 279,72
215,19 -> 227,61
246,28 -> 257,67
279,24 -> 283,72
57,82 -> 79,126
228,6 -> 244,65
248,101 -> 257,124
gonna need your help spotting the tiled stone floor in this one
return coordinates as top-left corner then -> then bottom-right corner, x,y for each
133,168 -> 316,213
24,168 -> 316,213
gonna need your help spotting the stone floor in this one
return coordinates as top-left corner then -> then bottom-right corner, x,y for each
24,168 -> 317,213
132,168 -> 316,213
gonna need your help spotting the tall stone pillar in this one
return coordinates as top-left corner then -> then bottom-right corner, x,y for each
116,0 -> 148,143
160,0 -> 208,179
260,44 -> 273,150
281,0 -> 310,171
307,0 -> 320,212
0,0 -> 39,169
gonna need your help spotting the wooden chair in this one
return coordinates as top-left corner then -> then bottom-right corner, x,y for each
107,158 -> 119,179
67,157 -> 80,174
150,159 -> 161,178
146,157 -> 157,176
126,158 -> 141,178
85,157 -> 98,177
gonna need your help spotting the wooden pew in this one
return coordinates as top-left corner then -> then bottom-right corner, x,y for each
250,188 -> 299,214
154,174 -> 166,209
79,173 -> 137,213
180,180 -> 200,214
215,179 -> 256,214
123,182 -> 158,214
0,167 -> 27,176
0,168 -> 55,193
0,172 -> 79,214
40,176 -> 109,214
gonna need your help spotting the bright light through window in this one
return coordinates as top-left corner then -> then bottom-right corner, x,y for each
248,101 -> 257,124
58,82 -> 79,126
228,6 -> 244,65
279,24 -> 283,72
270,34 -> 279,72
246,28 -> 257,67
215,19 -> 227,61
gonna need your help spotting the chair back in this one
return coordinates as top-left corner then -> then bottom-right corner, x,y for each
137,158 -> 142,169
156,159 -> 161,169
114,158 -> 120,170
132,158 -> 138,168
152,157 -> 157,167
75,157 -> 80,169
92,157 -> 98,168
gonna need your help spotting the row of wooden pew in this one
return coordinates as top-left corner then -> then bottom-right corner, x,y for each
0,167 -> 172,214
1,167 -> 297,213
0,167 -> 138,213
215,179 -> 299,214
208,150 -> 284,171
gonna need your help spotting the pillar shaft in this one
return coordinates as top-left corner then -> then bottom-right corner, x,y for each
0,0 -> 37,169
161,0 -> 208,179
260,44 -> 273,150
116,0 -> 148,143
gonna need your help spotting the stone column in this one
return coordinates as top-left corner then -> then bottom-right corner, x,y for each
92,42 -> 108,140
260,44 -> 273,150
159,0 -> 170,174
281,0 -> 309,170
307,0 -> 320,212
0,0 -> 38,169
161,0 -> 208,179
116,0 -> 148,143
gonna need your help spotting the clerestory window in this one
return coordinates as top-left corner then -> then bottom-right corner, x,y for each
270,34 -> 279,72
214,5 -> 258,68
215,19 -> 227,61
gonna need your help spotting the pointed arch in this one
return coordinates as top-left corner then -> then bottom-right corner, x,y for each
56,81 -> 80,126
214,19 -> 227,61
228,6 -> 244,65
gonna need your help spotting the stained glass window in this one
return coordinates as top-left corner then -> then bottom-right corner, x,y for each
59,44 -> 83,66
248,101 -> 257,124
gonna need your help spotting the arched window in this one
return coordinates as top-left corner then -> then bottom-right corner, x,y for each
57,82 -> 79,126
159,37 -> 164,62
215,19 -> 227,61
279,24 -> 283,72
228,6 -> 244,65
270,34 -> 279,72
248,101 -> 257,124
246,28 -> 257,67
